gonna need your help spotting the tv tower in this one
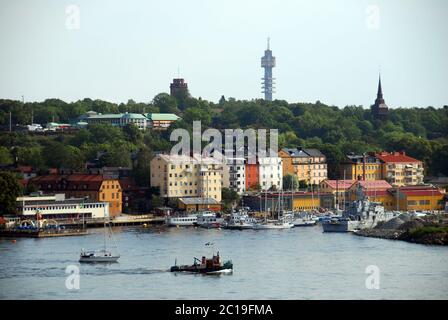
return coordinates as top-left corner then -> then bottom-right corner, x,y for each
261,37 -> 276,101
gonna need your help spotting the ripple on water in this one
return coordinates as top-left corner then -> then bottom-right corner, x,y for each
1,226 -> 448,299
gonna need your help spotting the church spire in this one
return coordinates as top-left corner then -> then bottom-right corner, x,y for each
377,74 -> 383,98
371,72 -> 388,121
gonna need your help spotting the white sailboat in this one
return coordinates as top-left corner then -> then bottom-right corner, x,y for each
253,185 -> 293,230
79,207 -> 120,263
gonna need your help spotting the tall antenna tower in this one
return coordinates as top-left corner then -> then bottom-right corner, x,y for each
261,37 -> 276,101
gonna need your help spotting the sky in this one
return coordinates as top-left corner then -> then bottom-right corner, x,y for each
0,0 -> 447,108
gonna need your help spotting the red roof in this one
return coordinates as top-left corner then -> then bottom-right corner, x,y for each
376,151 -> 421,163
399,190 -> 443,197
30,174 -> 113,191
321,180 -> 355,190
16,166 -> 33,173
354,180 -> 392,190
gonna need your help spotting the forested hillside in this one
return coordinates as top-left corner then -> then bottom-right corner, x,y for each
0,95 -> 447,181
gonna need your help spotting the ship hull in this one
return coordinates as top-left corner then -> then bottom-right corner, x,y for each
170,263 -> 233,274
79,255 -> 120,263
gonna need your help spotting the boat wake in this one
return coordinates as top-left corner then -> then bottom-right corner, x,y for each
80,267 -> 170,275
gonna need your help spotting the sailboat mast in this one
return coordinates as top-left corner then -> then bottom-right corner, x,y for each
343,169 -> 346,210
103,205 -> 107,251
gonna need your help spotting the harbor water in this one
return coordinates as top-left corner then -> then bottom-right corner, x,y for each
1,225 -> 447,299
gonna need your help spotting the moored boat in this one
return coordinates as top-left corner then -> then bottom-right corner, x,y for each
322,184 -> 396,232
195,211 -> 224,228
223,209 -> 259,230
166,214 -> 198,227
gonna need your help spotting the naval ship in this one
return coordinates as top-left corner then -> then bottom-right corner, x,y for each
322,184 -> 396,232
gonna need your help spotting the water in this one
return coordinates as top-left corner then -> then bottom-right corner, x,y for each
1,225 -> 447,299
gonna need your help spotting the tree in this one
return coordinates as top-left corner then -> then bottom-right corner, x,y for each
123,123 -> 143,143
132,147 -> 152,187
152,93 -> 179,114
0,147 -> 13,165
222,187 -> 240,206
98,143 -> 132,167
0,171 -> 22,215
283,174 -> 300,190
43,142 -> 85,170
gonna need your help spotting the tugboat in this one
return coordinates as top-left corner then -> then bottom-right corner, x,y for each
170,251 -> 233,274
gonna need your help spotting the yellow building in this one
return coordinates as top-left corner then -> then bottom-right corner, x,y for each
150,154 -> 223,202
291,193 -> 320,211
339,153 -> 382,180
319,179 -> 355,209
391,186 -> 445,211
279,148 -> 327,185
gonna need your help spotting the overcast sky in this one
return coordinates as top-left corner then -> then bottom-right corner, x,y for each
0,0 -> 447,108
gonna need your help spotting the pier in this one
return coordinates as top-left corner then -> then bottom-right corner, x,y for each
50,214 -> 165,228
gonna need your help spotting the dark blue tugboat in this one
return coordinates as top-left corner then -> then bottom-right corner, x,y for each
170,251 -> 233,274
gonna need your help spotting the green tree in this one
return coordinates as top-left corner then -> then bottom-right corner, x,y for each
222,187 -> 240,206
282,174 -> 300,190
43,142 -> 85,170
132,147 -> 152,187
152,93 -> 179,114
0,171 -> 22,215
123,123 -> 143,144
0,147 -> 13,165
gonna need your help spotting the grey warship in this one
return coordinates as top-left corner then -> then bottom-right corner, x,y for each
322,184 -> 396,232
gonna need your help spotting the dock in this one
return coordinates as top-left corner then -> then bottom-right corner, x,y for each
0,229 -> 88,238
56,214 -> 165,228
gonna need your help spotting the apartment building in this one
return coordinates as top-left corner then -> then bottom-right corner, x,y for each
225,157 -> 246,194
376,151 -> 424,186
279,148 -> 327,185
258,156 -> 283,191
150,154 -> 223,202
339,153 -> 382,180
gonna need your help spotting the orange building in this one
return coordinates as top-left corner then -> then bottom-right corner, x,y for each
30,174 -> 122,217
279,148 -> 327,185
245,163 -> 259,190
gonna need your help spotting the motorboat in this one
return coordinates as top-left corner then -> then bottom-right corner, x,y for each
223,209 -> 259,230
195,211 -> 224,229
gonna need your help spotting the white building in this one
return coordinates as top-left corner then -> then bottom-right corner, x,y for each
16,194 -> 109,220
225,157 -> 246,194
258,156 -> 283,191
80,111 -> 149,130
